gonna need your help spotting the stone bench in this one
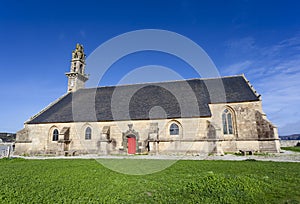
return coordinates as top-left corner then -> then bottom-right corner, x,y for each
239,149 -> 255,156
64,151 -> 77,156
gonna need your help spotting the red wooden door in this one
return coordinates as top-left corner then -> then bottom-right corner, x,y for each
127,137 -> 136,154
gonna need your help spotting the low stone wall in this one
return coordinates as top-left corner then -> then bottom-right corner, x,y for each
0,143 -> 14,157
280,140 -> 300,147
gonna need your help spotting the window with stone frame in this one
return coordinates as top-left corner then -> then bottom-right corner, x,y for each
85,127 -> 92,140
169,123 -> 179,135
222,109 -> 234,135
52,129 -> 59,141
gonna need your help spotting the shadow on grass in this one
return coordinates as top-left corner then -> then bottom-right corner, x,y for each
96,158 -> 176,175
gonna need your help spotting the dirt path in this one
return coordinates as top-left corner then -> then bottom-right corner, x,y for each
12,150 -> 300,162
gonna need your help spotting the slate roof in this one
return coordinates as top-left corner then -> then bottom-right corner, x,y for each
27,76 -> 260,124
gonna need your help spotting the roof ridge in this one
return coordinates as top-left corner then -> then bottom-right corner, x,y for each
82,75 -> 245,90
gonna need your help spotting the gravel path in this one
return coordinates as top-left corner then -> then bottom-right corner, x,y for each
12,150 -> 300,162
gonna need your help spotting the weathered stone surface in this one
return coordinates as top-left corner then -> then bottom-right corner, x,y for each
15,105 -> 280,155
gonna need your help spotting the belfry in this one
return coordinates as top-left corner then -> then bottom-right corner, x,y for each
65,44 -> 88,92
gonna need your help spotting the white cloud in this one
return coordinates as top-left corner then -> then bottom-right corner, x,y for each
222,60 -> 252,76
221,34 -> 300,135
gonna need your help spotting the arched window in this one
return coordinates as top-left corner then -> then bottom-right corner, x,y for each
52,129 -> 59,141
85,127 -> 92,140
170,123 -> 179,135
222,109 -> 233,135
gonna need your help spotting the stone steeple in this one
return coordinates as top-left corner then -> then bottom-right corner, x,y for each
65,43 -> 88,92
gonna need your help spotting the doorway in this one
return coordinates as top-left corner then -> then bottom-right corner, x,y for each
127,137 -> 136,154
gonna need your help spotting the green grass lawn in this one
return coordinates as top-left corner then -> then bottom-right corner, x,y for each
282,146 -> 300,152
0,158 -> 299,203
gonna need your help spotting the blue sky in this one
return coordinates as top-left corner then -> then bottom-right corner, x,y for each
0,0 -> 299,135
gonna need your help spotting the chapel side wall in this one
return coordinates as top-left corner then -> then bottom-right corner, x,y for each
15,117 -> 219,155
15,123 -> 99,155
209,101 -> 280,152
17,105 -> 280,155
15,124 -> 50,155
147,118 -> 209,154
69,122 -> 101,154
107,119 -> 209,154
209,101 -> 263,140
58,118 -> 211,155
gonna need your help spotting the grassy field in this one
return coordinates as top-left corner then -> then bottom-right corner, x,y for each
0,158 -> 299,203
282,146 -> 300,152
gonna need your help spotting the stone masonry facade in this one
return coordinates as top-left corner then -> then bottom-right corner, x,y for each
15,44 -> 280,155
15,101 -> 280,155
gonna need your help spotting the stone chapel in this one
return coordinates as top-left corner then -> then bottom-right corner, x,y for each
15,44 -> 281,155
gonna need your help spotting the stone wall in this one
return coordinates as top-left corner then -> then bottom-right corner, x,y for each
15,101 -> 280,155
209,101 -> 280,152
15,118 -> 210,155
280,140 -> 300,147
0,143 -> 13,157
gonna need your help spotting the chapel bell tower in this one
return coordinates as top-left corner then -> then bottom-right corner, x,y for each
65,43 -> 89,92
